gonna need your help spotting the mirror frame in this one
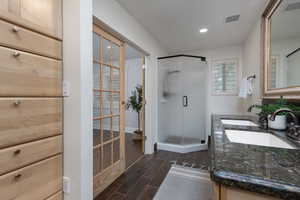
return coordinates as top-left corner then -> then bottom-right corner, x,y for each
262,0 -> 300,97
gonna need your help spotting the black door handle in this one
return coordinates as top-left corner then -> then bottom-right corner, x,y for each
183,96 -> 188,107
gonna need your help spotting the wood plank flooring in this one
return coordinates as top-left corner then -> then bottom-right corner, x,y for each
94,150 -> 209,200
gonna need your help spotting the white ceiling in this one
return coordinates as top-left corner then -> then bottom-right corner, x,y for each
116,0 -> 268,53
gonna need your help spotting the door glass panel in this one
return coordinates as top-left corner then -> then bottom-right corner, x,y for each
103,143 -> 112,170
182,60 -> 207,145
103,39 -> 111,65
102,117 -> 112,142
93,63 -> 101,90
113,139 -> 120,163
102,65 -> 111,90
93,125 -> 101,146
93,33 -> 101,61
113,116 -> 120,138
112,43 -> 120,67
93,147 -> 102,175
102,92 -> 111,116
112,94 -> 120,115
111,68 -> 120,91
158,61 -> 184,145
93,92 -> 101,118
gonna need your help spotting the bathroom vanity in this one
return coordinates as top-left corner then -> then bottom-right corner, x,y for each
210,115 -> 300,200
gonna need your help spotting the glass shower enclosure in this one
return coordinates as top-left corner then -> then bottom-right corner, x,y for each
158,56 -> 208,153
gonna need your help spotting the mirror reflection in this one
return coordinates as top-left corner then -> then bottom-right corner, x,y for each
269,0 -> 300,89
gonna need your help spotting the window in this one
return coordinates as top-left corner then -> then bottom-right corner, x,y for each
269,55 -> 279,89
211,59 -> 238,95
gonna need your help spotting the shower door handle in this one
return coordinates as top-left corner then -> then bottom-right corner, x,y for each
183,96 -> 188,107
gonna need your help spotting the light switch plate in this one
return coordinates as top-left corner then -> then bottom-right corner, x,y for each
63,176 -> 71,194
63,81 -> 70,97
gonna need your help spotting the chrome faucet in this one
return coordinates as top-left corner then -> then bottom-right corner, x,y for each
269,108 -> 300,142
269,108 -> 299,124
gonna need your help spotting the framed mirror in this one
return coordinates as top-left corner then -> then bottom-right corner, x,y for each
262,0 -> 300,97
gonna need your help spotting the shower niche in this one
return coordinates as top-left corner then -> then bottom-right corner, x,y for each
158,55 -> 208,153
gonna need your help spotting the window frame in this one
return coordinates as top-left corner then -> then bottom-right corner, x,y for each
211,58 -> 239,96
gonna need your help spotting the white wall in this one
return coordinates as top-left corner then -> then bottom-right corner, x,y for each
125,58 -> 142,132
93,0 -> 167,154
242,21 -> 262,112
63,0 -> 93,199
181,46 -> 244,135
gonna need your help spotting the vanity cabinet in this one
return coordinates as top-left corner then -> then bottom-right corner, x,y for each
0,0 -> 62,39
0,1 -> 63,199
213,183 -> 280,200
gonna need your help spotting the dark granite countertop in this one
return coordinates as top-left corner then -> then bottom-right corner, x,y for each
210,115 -> 300,200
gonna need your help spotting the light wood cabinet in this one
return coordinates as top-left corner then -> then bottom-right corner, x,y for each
0,1 -> 63,199
0,19 -> 62,59
0,155 -> 62,200
0,0 -> 62,40
0,46 -> 62,96
47,191 -> 63,200
0,98 -> 62,148
0,136 -> 62,175
213,183 -> 280,200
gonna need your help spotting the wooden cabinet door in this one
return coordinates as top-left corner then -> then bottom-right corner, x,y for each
0,46 -> 62,96
0,136 -> 62,175
220,185 -> 280,200
0,155 -> 62,200
0,0 -> 62,39
0,98 -> 62,148
0,19 -> 62,59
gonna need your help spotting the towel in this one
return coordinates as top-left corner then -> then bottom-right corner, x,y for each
239,77 -> 253,98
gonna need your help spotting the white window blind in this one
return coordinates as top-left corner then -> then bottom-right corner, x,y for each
212,59 -> 238,95
270,55 -> 279,89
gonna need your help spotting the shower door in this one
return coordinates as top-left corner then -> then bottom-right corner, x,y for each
158,57 -> 207,146
181,58 -> 206,145
93,24 -> 125,197
158,58 -> 184,145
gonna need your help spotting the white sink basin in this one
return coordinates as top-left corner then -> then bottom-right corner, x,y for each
225,130 -> 295,149
221,119 -> 258,127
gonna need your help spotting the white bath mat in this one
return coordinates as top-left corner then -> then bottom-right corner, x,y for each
154,165 -> 213,200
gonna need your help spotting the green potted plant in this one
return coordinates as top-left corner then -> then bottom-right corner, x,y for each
250,96 -> 300,130
126,85 -> 143,138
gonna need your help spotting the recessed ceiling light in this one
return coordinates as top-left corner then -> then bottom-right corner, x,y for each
107,46 -> 111,49
199,28 -> 208,33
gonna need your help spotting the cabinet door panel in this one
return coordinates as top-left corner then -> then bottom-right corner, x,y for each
0,0 -> 62,39
0,98 -> 62,148
0,19 -> 62,59
0,136 -> 62,175
0,155 -> 62,200
0,46 -> 62,96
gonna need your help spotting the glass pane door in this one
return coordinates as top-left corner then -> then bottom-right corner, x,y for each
93,24 -> 125,197
182,58 -> 207,145
158,58 -> 184,145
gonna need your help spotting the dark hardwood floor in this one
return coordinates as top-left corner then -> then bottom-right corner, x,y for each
94,150 -> 209,200
125,133 -> 143,168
